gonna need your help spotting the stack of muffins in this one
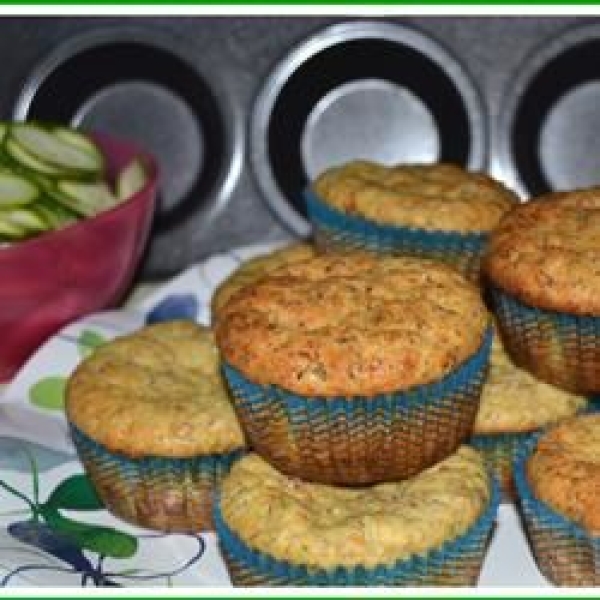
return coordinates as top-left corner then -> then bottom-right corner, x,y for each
483,188 -> 600,585
213,250 -> 500,586
306,162 -> 600,585
63,158 -> 600,587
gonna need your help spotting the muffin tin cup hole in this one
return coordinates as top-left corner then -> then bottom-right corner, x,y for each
251,20 -> 487,236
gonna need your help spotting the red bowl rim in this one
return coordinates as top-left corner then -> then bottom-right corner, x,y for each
0,131 -> 159,255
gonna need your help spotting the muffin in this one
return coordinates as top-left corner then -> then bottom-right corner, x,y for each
514,414 -> 600,586
470,330 -> 588,498
484,188 -> 600,394
306,161 -> 519,280
211,242 -> 316,319
65,320 -> 246,532
215,448 -> 499,586
216,252 -> 492,485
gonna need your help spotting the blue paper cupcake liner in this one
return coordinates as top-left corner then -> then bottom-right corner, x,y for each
470,402 -> 594,499
470,431 -> 534,499
222,326 -> 493,486
214,474 -> 501,586
514,434 -> 600,586
70,424 -> 245,532
489,286 -> 600,394
305,189 -> 488,280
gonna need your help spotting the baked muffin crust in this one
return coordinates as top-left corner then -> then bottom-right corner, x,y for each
66,321 -> 245,457
220,447 -> 490,569
211,243 -> 316,318
527,414 -> 600,534
216,253 -> 489,396
484,189 -> 600,314
312,161 -> 519,233
474,333 -> 587,434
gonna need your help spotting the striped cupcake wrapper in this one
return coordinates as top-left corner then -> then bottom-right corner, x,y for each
70,424 -> 245,533
514,435 -> 600,586
490,287 -> 600,394
305,189 -> 487,281
222,326 -> 493,486
471,400 -> 596,501
214,475 -> 501,586
470,431 -> 535,500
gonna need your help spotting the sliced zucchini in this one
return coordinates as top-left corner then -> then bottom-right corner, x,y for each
4,137 -> 67,177
9,123 -> 103,177
0,171 -> 40,208
34,198 -> 78,230
54,180 -> 119,217
0,207 -> 46,235
53,126 -> 101,157
116,158 -> 147,200
0,213 -> 27,239
44,187 -> 86,217
0,121 -> 144,242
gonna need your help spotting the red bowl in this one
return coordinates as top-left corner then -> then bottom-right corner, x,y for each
0,133 -> 159,382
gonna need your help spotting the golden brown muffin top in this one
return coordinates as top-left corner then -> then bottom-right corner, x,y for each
220,448 -> 490,569
215,253 -> 489,396
211,242 -> 316,319
312,161 -> 519,233
527,414 -> 600,534
66,321 -> 245,457
484,189 -> 600,314
473,332 -> 587,434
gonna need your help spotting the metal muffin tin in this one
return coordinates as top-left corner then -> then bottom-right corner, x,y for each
13,24 -> 243,278
4,16 -> 598,278
500,22 -> 600,198
251,20 -> 487,236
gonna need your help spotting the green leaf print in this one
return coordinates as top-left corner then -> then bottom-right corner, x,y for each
44,474 -> 104,511
42,507 -> 138,558
78,329 -> 106,358
29,377 -> 66,411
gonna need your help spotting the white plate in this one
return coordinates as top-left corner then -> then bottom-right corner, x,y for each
0,243 -> 549,588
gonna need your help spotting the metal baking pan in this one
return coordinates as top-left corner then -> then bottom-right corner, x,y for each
251,20 -> 487,236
